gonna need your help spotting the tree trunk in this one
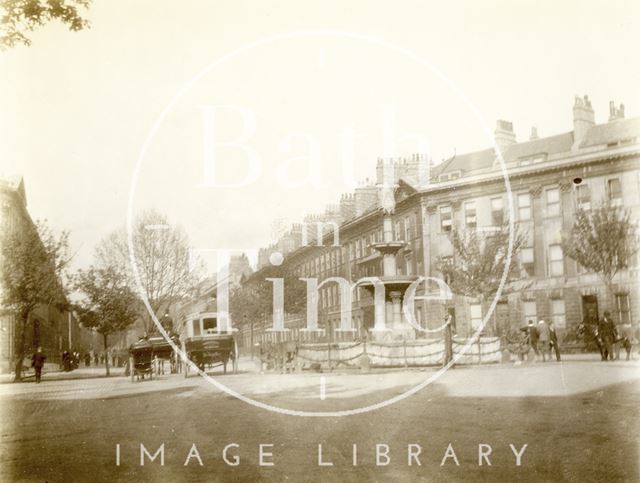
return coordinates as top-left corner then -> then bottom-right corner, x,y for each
103,333 -> 110,377
605,279 -> 617,316
13,309 -> 30,383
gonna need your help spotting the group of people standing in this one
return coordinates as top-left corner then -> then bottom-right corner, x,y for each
591,311 -> 635,361
521,319 -> 562,362
27,348 -> 122,384
64,350 -> 119,370
61,350 -> 80,372
519,311 -> 637,363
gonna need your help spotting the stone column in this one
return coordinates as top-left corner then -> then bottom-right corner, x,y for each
390,291 -> 403,328
382,216 -> 397,276
383,254 -> 396,277
383,217 -> 394,242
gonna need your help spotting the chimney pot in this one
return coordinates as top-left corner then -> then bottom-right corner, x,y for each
494,119 -> 516,150
608,100 -> 625,122
530,126 -> 539,141
572,94 -> 595,147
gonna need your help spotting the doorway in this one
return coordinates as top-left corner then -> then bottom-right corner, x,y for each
581,295 -> 599,324
495,302 -> 510,336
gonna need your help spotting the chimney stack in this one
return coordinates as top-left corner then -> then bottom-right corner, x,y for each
494,120 -> 516,152
529,126 -> 539,141
572,95 -> 595,146
339,193 -> 356,221
354,185 -> 378,217
608,101 -> 625,122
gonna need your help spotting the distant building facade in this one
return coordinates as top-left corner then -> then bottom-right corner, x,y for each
0,177 -> 88,373
237,96 -> 640,347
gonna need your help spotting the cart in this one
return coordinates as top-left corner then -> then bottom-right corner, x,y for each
128,335 -> 180,382
182,334 -> 238,377
129,339 -> 153,382
180,311 -> 239,378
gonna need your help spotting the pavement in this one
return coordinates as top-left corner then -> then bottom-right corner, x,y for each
0,351 -> 626,385
0,365 -> 126,383
1,357 -> 639,482
1,355 -> 638,403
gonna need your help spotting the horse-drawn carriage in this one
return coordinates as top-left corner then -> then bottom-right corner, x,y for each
129,334 -> 180,382
181,312 -> 238,378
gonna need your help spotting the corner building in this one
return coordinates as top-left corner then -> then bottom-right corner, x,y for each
0,177 -> 86,373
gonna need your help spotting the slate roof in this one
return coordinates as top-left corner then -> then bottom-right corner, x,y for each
433,116 -> 640,178
580,117 -> 640,147
432,148 -> 494,178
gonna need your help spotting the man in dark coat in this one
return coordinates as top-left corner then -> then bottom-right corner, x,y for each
598,311 -> 616,361
549,321 -> 561,361
31,347 -> 46,383
62,350 -> 70,371
526,320 -> 539,360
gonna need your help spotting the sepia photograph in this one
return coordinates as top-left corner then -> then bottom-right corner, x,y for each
0,1 -> 639,481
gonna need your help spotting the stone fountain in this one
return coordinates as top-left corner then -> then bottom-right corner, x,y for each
362,180 -> 418,342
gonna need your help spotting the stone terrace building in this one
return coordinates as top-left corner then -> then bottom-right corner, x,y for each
421,97 -> 639,337
0,176 -> 87,373
239,96 -> 640,347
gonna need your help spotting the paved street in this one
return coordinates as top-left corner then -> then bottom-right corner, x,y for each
1,358 -> 638,482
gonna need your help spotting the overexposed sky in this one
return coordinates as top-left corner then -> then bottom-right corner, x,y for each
1,0 -> 639,272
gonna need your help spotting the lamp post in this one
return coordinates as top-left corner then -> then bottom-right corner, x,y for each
68,311 -> 72,350
245,314 -> 254,360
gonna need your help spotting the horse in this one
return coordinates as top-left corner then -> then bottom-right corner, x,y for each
258,340 -> 299,373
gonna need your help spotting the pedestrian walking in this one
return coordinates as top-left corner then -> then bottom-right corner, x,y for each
62,350 -> 71,372
549,321 -> 561,361
31,347 -> 46,383
598,311 -> 616,361
525,320 -> 539,360
537,320 -> 551,362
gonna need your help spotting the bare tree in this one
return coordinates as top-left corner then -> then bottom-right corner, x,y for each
0,219 -> 71,381
562,201 -> 639,311
95,210 -> 201,334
